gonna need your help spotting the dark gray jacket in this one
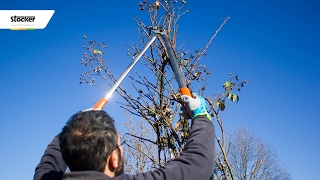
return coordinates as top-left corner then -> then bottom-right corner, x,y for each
34,115 -> 215,180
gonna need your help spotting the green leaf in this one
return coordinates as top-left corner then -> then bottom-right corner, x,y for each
93,49 -> 102,55
231,94 -> 239,102
133,51 -> 138,58
236,95 -> 240,102
219,102 -> 225,111
223,81 -> 231,87
227,92 -> 232,99
217,100 -> 225,111
223,81 -> 231,90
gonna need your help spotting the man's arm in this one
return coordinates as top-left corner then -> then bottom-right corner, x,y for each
165,115 -> 215,179
34,135 -> 67,180
126,115 -> 214,180
121,94 -> 215,180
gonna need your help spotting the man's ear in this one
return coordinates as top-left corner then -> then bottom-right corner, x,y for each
109,150 -> 119,169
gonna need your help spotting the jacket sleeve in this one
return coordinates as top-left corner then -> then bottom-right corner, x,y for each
34,135 -> 67,180
124,115 -> 215,180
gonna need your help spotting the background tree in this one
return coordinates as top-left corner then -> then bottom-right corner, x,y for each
217,128 -> 291,180
121,110 -> 158,174
78,0 -> 289,179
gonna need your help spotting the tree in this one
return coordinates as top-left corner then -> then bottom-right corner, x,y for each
77,1 -> 285,180
215,128 -> 291,180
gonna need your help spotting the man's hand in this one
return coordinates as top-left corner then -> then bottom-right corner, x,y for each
181,93 -> 212,121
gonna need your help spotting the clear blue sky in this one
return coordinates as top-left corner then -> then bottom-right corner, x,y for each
1,0 -> 319,179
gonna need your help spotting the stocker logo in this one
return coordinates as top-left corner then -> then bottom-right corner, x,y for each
11,15 -> 36,22
0,10 -> 54,30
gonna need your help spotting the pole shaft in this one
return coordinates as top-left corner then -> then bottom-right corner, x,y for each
103,36 -> 157,100
160,33 -> 187,89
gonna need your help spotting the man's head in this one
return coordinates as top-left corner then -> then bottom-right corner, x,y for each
59,110 -> 124,177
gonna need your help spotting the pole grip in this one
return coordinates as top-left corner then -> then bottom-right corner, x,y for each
179,87 -> 193,117
179,87 -> 192,97
93,98 -> 108,110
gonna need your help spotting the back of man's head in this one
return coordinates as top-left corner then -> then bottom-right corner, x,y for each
59,110 -> 117,172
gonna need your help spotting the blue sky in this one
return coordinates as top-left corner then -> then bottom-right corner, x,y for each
1,0 -> 319,179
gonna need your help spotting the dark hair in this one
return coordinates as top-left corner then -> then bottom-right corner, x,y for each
59,110 -> 117,172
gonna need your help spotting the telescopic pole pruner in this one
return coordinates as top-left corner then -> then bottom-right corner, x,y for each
92,27 -> 192,111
